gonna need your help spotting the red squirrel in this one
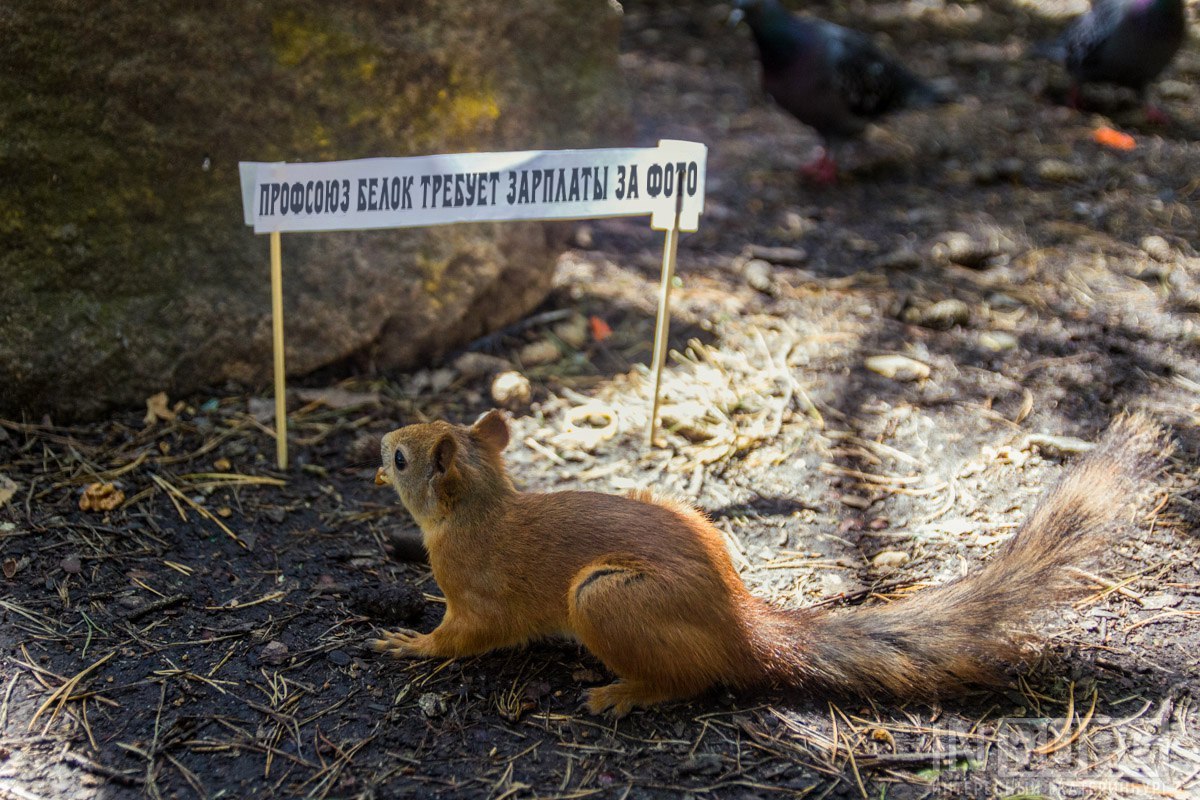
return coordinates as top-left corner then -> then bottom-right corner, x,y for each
372,409 -> 1169,716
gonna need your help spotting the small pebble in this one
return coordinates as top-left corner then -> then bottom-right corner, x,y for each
742,259 -> 774,294
1141,594 -> 1180,611
987,292 -> 1022,310
970,162 -> 998,184
872,550 -> 910,569
491,371 -> 532,410
1170,288 -> 1200,313
314,574 -> 343,593
820,574 -> 849,596
872,248 -> 922,271
60,554 -> 82,574
638,28 -> 661,46
453,352 -> 511,381
522,680 -> 552,702
782,211 -> 816,237
744,244 -> 808,265
1036,158 -> 1084,182
260,640 -> 289,666
552,314 -> 589,349
677,753 -> 723,777
1135,261 -> 1172,282
1158,80 -> 1192,101
1140,235 -> 1173,263
573,224 -> 594,249
248,397 -> 274,422
418,692 -> 447,718
932,232 -> 994,269
428,367 -> 456,394
979,331 -> 1017,351
0,475 -> 16,508
328,649 -> 351,667
865,354 -> 930,382
518,339 -> 559,367
905,298 -> 969,330
994,157 -> 1023,180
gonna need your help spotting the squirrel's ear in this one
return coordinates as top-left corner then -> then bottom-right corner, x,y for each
471,409 -> 510,452
432,434 -> 458,475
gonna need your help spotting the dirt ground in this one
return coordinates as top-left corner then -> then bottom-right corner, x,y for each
3,2 -> 1200,798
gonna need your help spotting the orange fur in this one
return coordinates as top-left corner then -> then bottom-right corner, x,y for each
374,410 -> 1170,715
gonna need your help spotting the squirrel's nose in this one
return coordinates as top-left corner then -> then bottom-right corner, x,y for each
374,467 -> 388,486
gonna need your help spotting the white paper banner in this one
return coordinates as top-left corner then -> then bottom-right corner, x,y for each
239,140 -> 706,235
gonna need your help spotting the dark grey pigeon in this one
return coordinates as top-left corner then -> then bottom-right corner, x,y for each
730,0 -> 950,183
1036,0 -> 1186,121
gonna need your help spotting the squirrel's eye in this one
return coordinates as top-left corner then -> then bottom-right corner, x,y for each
393,449 -> 408,472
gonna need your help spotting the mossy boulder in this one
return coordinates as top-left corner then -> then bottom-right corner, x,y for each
0,1 -> 626,419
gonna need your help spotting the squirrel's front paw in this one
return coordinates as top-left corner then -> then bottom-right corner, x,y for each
371,628 -> 430,658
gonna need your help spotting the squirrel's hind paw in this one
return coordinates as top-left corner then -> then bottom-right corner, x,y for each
371,628 -> 425,658
585,681 -> 672,717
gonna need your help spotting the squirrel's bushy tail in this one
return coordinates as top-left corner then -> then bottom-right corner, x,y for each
755,413 -> 1171,697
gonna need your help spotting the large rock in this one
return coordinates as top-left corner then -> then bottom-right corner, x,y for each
0,1 -> 626,419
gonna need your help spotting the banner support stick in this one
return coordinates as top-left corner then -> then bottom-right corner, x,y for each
242,144 -> 706,453
269,230 -> 288,470
646,192 -> 684,448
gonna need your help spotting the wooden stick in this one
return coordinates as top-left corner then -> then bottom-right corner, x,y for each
269,230 -> 288,470
646,197 -> 683,447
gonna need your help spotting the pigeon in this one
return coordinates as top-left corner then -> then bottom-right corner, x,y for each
1035,0 -> 1186,122
730,0 -> 950,184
